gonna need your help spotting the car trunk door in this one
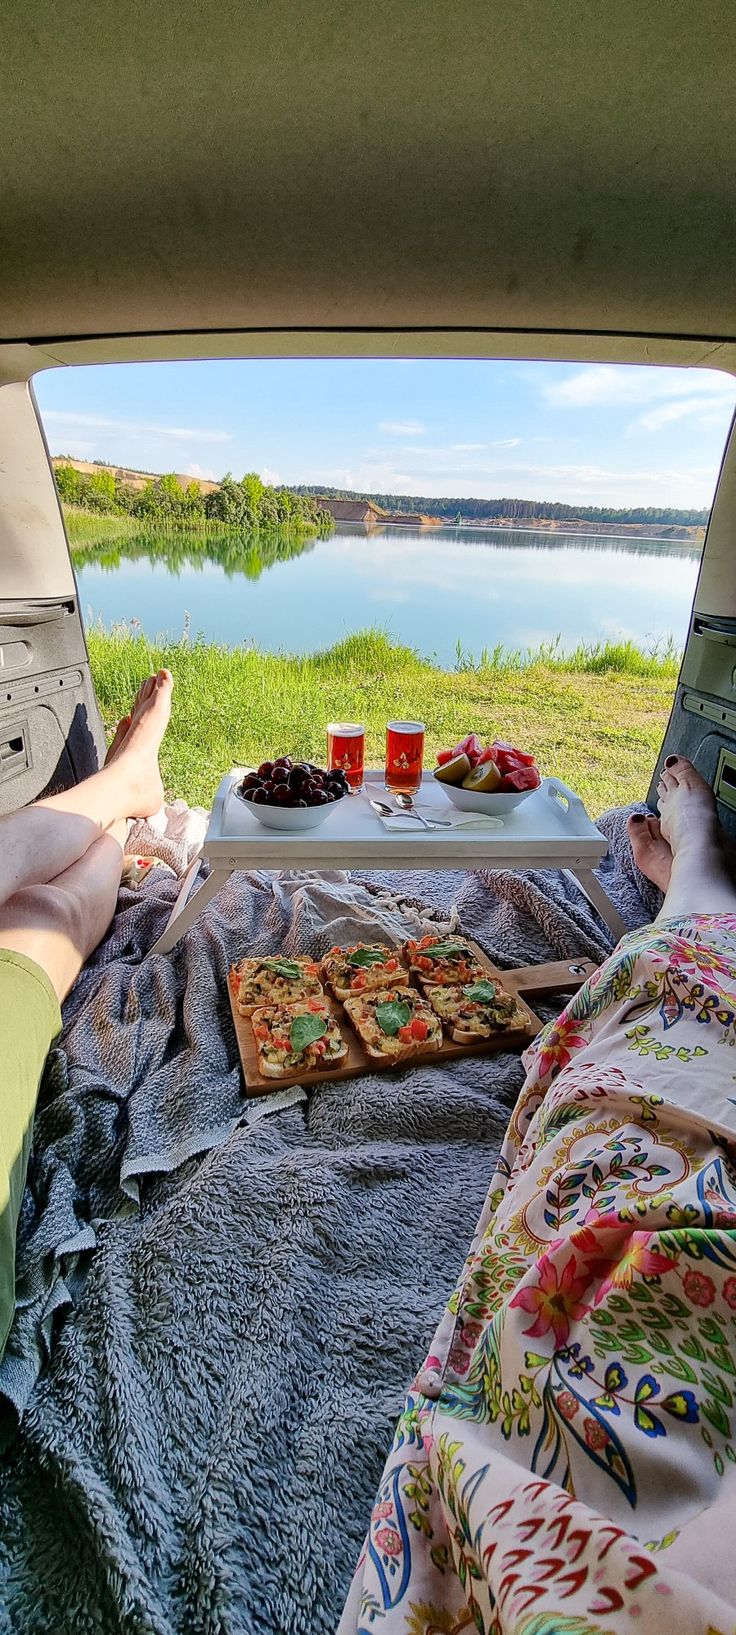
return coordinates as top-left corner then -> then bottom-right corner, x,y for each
0,378 -> 104,812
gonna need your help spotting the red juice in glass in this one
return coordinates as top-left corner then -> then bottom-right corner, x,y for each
385,720 -> 425,794
327,722 -> 365,791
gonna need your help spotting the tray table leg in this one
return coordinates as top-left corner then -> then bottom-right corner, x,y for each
148,861 -> 233,955
567,868 -> 627,944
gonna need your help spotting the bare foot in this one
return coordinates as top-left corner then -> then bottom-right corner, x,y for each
105,713 -> 131,763
653,754 -> 736,918
656,755 -> 721,857
627,811 -> 672,891
104,675 -> 158,765
109,670 -> 173,818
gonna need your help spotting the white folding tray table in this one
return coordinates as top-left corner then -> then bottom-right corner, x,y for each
150,770 -> 624,954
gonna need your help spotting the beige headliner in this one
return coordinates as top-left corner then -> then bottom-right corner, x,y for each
0,0 -> 735,358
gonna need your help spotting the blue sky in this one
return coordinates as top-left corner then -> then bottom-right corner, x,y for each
35,358 -> 736,510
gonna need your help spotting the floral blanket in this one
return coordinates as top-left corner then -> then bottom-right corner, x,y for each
340,913 -> 736,1635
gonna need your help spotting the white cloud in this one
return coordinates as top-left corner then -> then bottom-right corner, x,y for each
638,396 -> 735,433
43,410 -> 231,444
450,438 -> 521,451
185,461 -> 218,481
379,419 -> 426,436
545,364 -> 735,411
261,466 -> 281,485
314,451 -> 718,508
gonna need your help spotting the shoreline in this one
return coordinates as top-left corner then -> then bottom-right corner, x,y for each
87,627 -> 677,815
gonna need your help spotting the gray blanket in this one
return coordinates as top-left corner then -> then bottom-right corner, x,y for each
0,804 -> 656,1634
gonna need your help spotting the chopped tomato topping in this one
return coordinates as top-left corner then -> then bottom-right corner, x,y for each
308,997 -> 324,1012
272,1036 -> 290,1052
419,935 -> 434,948
386,957 -> 398,971
312,1039 -> 327,1055
351,973 -> 367,989
410,1018 -> 429,1041
254,1024 -> 269,1040
306,962 -> 319,974
416,955 -> 433,971
398,1025 -> 414,1043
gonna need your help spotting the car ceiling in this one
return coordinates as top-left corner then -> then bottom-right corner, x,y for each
0,0 -> 734,360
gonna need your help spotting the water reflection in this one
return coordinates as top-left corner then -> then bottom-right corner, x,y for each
74,521 -> 701,664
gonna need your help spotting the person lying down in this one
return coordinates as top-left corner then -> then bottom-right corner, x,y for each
339,756 -> 736,1635
0,671 -> 173,1360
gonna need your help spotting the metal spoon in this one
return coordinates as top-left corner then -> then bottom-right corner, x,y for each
369,797 -> 451,830
394,791 -> 452,829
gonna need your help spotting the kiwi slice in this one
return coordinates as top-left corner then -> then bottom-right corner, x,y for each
433,753 -> 471,786
461,761 -> 503,793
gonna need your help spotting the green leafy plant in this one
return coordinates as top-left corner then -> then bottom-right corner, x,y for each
375,999 -> 412,1036
463,980 -> 496,1003
289,1013 -> 327,1053
346,948 -> 390,967
260,958 -> 303,979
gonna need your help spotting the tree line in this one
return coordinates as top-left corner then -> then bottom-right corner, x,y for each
69,521 -> 318,584
54,464 -> 331,533
291,485 -> 708,527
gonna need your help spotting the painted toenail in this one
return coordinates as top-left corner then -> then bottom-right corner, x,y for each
630,813 -> 645,823
664,755 -> 678,767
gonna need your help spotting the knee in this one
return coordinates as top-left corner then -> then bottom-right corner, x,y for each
0,881 -> 85,950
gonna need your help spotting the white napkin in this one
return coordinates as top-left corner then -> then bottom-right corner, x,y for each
371,803 -> 503,832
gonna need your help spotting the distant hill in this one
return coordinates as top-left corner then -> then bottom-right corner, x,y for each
290,486 -> 708,529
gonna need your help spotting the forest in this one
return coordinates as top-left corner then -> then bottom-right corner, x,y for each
291,485 -> 708,527
54,464 -> 330,533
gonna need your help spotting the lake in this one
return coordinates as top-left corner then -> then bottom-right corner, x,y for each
74,522 -> 701,666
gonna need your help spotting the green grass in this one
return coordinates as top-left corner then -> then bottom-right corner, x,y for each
64,508 -> 140,545
87,627 -> 677,814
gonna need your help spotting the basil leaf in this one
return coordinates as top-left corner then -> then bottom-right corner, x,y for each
422,941 -> 468,960
261,958 -> 303,980
346,947 -> 389,968
289,1013 -> 327,1054
463,980 -> 496,1004
375,999 -> 412,1037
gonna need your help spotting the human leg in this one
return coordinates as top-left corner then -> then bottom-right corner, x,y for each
627,754 -> 736,919
0,821 -> 129,1357
0,669 -> 172,910
0,818 -> 128,1001
342,776 -> 736,1633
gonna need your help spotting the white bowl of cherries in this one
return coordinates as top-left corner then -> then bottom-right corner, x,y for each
235,757 -> 350,829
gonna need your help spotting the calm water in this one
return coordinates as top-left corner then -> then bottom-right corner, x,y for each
75,523 -> 701,665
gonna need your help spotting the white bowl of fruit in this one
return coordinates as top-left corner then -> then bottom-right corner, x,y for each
236,758 -> 350,829
433,734 -> 542,814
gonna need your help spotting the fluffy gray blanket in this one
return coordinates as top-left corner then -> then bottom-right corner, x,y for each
0,804 -> 656,1634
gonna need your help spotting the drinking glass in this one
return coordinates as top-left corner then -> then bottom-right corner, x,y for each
327,722 -> 365,791
385,720 -> 425,795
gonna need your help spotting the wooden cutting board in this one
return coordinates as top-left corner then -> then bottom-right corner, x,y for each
228,942 -> 597,1099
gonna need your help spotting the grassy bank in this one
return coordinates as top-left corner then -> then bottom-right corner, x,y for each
87,628 -> 677,814
64,507 -> 141,545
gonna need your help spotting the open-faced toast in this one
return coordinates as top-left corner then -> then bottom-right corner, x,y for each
402,934 -> 486,989
321,942 -> 409,1003
250,997 -> 348,1078
343,987 -> 443,1063
232,955 -> 323,1016
423,977 -> 529,1043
